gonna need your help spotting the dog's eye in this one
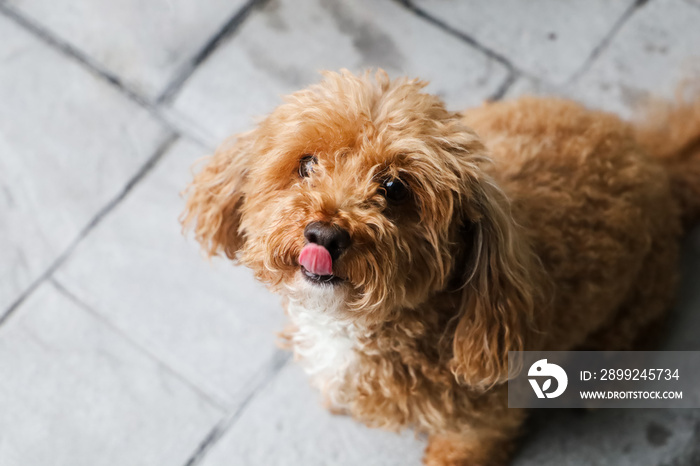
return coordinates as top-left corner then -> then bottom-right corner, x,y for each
380,178 -> 409,203
298,154 -> 317,178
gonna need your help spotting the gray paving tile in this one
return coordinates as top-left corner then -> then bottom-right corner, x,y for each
55,138 -> 287,406
503,75 -> 564,100
665,225 -> 700,351
506,0 -> 700,119
165,0 -> 509,146
0,283 -> 223,466
412,0 -> 636,84
0,15 -> 170,315
199,362 -> 427,466
2,0 -> 248,99
567,0 -> 700,118
513,409 -> 700,466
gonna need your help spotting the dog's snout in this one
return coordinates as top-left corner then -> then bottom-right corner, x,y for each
304,221 -> 351,261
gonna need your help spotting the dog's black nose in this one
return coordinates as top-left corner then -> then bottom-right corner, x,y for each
304,221 -> 351,261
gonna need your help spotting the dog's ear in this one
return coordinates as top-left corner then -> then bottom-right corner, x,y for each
449,175 -> 544,390
181,133 -> 254,260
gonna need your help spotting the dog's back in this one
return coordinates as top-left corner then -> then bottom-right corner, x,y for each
461,96 -> 699,351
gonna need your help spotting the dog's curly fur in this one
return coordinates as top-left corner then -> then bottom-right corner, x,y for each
182,70 -> 700,465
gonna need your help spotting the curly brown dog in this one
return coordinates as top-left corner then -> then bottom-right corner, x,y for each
183,70 -> 700,465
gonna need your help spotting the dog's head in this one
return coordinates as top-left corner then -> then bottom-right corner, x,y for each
183,70 -> 541,388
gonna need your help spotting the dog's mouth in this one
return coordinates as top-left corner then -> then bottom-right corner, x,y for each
301,267 -> 343,286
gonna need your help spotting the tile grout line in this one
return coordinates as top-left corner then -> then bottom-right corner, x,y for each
0,3 -> 213,150
396,0 -> 522,103
489,69 -> 520,101
0,2 -> 148,107
0,133 -> 179,327
182,350 -> 292,466
49,277 -> 230,411
1,4 -> 288,457
156,0 -> 270,105
566,0 -> 651,85
397,0 -> 519,75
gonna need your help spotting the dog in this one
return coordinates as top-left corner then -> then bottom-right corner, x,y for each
182,70 -> 700,465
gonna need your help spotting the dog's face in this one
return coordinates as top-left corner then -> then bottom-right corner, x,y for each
185,71 -> 487,316
184,71 -> 540,387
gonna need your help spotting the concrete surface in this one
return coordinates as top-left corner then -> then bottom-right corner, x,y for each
0,0 -> 699,465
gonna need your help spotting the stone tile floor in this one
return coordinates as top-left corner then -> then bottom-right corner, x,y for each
1,0 -> 699,464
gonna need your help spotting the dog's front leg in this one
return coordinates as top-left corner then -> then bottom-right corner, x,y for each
423,431 -> 513,466
422,407 -> 524,466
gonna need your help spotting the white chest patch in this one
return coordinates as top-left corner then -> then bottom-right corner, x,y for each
285,281 -> 361,407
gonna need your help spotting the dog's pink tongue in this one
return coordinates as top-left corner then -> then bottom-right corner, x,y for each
299,243 -> 333,276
